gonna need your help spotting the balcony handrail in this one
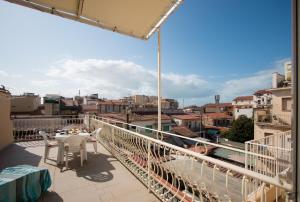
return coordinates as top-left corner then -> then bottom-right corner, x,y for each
92,117 -> 293,191
245,141 -> 292,151
246,130 -> 290,143
93,115 -> 280,161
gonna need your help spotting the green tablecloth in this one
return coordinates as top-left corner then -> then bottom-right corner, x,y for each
0,165 -> 51,202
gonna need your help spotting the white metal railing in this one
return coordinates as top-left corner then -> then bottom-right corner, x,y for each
12,116 -> 85,141
10,115 -> 293,201
245,131 -> 292,201
89,116 -> 293,201
90,115 -> 285,166
245,131 -> 292,177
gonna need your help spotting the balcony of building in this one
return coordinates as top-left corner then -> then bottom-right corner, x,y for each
0,115 -> 292,201
0,141 -> 159,202
255,111 -> 291,129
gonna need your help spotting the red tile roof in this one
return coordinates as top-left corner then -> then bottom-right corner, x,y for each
100,113 -> 171,122
254,89 -> 272,96
203,103 -> 232,108
203,112 -> 232,119
171,114 -> 201,120
171,126 -> 198,138
204,125 -> 230,132
233,96 -> 253,101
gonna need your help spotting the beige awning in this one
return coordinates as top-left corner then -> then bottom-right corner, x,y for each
5,0 -> 183,40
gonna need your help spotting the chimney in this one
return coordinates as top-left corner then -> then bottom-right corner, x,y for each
272,72 -> 285,88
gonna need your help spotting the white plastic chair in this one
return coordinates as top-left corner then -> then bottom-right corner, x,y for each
39,131 -> 58,163
88,128 -> 102,153
64,135 -> 85,168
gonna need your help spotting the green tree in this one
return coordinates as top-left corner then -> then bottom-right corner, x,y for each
224,116 -> 254,143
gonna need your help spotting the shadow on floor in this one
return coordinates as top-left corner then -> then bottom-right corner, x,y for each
38,191 -> 63,202
63,152 -> 118,183
0,144 -> 42,169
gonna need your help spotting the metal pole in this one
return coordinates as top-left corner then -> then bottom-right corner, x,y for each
157,28 -> 162,132
292,0 -> 299,200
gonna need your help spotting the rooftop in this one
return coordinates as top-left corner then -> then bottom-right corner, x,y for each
170,126 -> 198,138
202,103 -> 232,108
171,114 -> 201,120
233,96 -> 253,101
203,112 -> 233,119
0,141 -> 159,202
254,89 -> 272,96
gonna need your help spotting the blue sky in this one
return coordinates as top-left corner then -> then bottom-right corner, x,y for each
0,0 -> 291,106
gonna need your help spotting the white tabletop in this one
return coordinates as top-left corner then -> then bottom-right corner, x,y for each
55,133 -> 90,141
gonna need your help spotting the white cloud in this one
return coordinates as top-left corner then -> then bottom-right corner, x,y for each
30,80 -> 60,87
0,70 -> 9,77
46,59 -> 213,100
0,70 -> 23,78
3,58 -> 289,105
217,58 -> 290,101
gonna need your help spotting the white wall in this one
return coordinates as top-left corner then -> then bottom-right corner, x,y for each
234,108 -> 253,119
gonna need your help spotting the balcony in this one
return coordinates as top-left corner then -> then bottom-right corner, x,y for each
0,141 -> 159,202
255,113 -> 291,128
3,115 -> 293,201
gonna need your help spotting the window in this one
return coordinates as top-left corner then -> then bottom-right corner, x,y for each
163,125 -> 170,131
282,97 -> 292,111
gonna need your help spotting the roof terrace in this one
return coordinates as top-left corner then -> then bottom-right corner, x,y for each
2,115 -> 292,202
0,141 -> 159,202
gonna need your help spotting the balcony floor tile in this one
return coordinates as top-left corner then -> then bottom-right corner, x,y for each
0,141 -> 159,202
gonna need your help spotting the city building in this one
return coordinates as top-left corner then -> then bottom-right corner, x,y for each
101,113 -> 173,132
43,94 -> 61,115
171,114 -> 202,132
0,86 -> 13,150
232,95 -> 254,119
253,89 -> 272,108
183,105 -> 202,114
170,126 -> 198,138
202,112 -> 233,128
82,100 -> 128,114
11,93 -> 41,115
201,103 -> 233,114
59,98 -> 81,115
254,62 -> 292,139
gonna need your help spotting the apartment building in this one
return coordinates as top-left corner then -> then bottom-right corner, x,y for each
98,100 -> 127,113
183,105 -> 202,114
59,98 -> 80,115
232,96 -> 254,119
44,94 -> 61,115
0,86 -> 13,150
202,112 -> 233,128
11,93 -> 41,114
171,114 -> 202,132
124,95 -> 179,110
101,113 -> 173,132
253,89 -> 272,108
254,62 -> 292,139
82,100 -> 128,114
201,103 -> 233,114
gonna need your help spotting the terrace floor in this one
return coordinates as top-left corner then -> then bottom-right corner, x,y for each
0,141 -> 159,202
